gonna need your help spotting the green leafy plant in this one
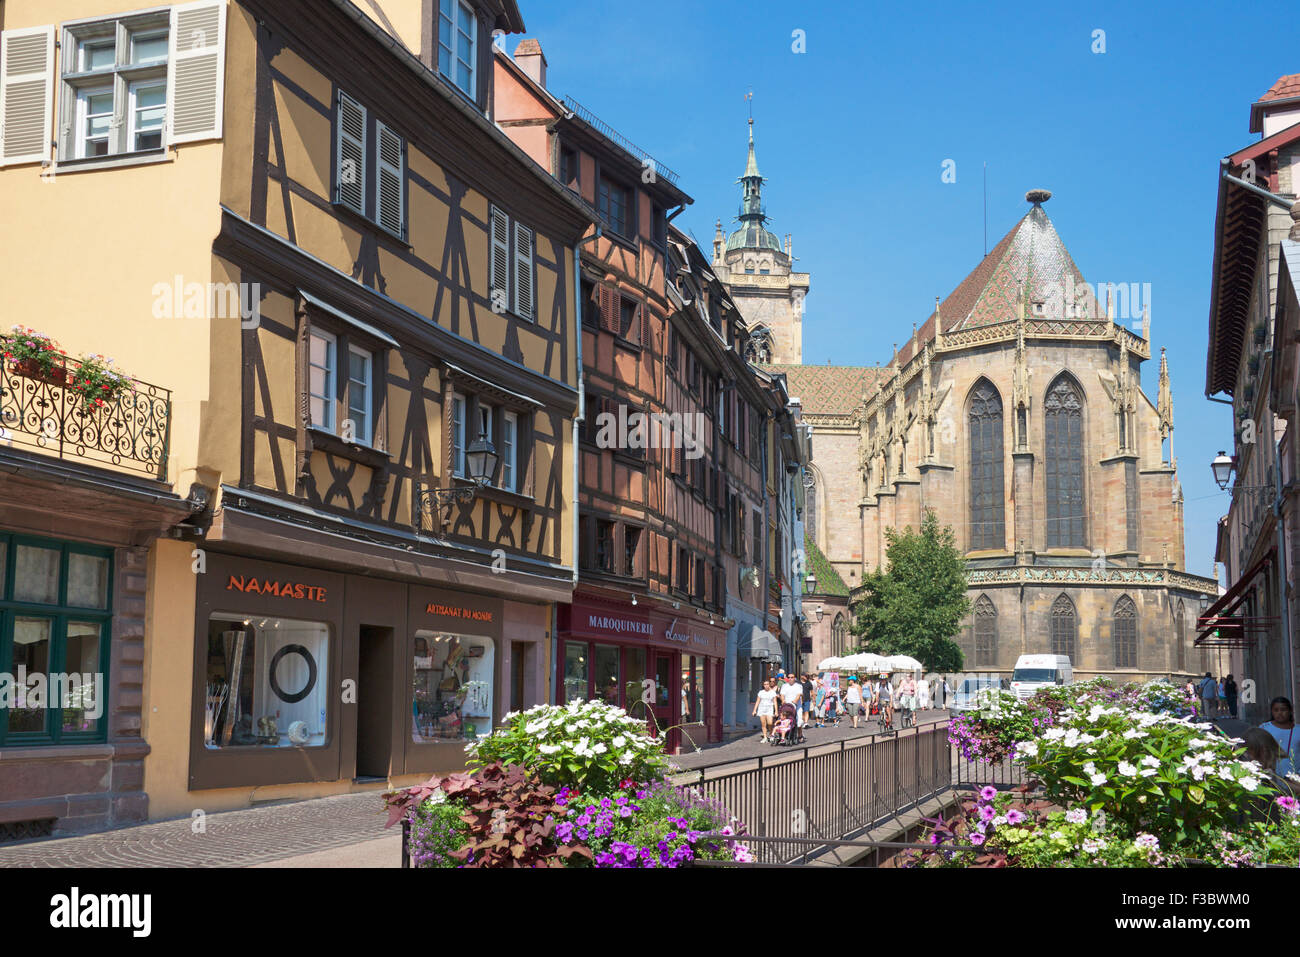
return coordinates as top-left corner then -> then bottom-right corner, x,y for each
405,793 -> 473,868
850,509 -> 970,671
468,699 -> 669,796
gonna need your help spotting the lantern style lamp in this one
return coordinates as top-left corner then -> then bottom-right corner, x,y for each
466,431 -> 498,487
417,430 -> 499,529
1211,451 -> 1234,490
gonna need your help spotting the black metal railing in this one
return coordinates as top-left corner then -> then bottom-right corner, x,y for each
0,347 -> 171,479
562,96 -> 681,185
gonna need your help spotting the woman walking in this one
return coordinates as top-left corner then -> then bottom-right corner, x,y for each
1261,697 -> 1300,778
917,675 -> 931,712
753,678 -> 778,743
877,676 -> 893,729
844,679 -> 863,729
813,677 -> 827,728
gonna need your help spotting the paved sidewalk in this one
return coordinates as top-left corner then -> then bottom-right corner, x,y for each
0,792 -> 397,868
668,709 -> 950,772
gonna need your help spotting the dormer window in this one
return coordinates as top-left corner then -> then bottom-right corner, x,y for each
1032,300 -> 1046,317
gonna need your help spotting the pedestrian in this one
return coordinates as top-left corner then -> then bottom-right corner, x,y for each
1261,697 -> 1300,778
780,674 -> 803,743
844,679 -> 862,729
1198,672 -> 1217,718
753,678 -> 778,742
814,676 -> 826,727
917,674 -> 931,711
1217,676 -> 1228,717
1225,674 -> 1238,719
941,676 -> 952,709
795,670 -> 806,738
877,674 -> 893,729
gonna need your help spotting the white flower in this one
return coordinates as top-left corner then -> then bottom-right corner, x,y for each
612,736 -> 626,748
1122,728 -> 1148,740
1017,740 -> 1039,757
1140,755 -> 1160,768
1239,776 -> 1260,792
1118,761 -> 1137,777
1139,768 -> 1158,777
592,742 -> 607,754
618,753 -> 633,766
1065,809 -> 1087,824
1089,772 -> 1108,786
538,743 -> 561,755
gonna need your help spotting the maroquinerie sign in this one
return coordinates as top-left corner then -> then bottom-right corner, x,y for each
565,602 -> 726,657
226,575 -> 327,602
424,602 -> 494,624
586,613 -> 653,636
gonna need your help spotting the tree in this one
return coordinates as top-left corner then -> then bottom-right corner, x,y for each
850,509 -> 970,672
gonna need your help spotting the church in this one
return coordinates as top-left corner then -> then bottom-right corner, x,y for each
715,122 -> 1219,682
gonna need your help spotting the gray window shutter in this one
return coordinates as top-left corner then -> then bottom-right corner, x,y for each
513,221 -> 534,320
375,120 -> 404,237
335,90 -> 366,214
489,204 -> 510,308
0,25 -> 54,167
166,0 -> 226,146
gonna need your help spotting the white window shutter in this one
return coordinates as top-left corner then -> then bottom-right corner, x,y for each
166,0 -> 226,146
375,120 -> 404,237
0,25 -> 54,167
489,205 -> 510,308
514,222 -> 534,321
335,91 -> 366,214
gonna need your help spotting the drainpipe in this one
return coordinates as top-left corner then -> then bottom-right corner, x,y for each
1274,423 -> 1294,711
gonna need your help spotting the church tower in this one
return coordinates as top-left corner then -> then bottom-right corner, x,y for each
713,117 -> 810,365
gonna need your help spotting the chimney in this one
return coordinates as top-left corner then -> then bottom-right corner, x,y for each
514,38 -> 547,89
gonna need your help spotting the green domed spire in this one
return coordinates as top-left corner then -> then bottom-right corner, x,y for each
727,117 -> 784,254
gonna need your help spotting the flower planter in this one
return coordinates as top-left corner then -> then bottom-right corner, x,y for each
7,357 -> 66,387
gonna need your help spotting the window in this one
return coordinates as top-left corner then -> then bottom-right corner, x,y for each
694,557 -> 706,601
308,330 -> 337,434
562,641 -> 588,704
753,512 -> 763,566
437,0 -> 477,99
581,280 -> 599,329
805,471 -> 818,548
618,296 -> 639,344
488,205 -> 535,321
1175,601 -> 1186,672
57,4 -> 226,162
1045,375 -> 1086,548
451,393 -> 467,477
598,175 -> 631,238
1113,596 -> 1137,669
677,547 -> 690,593
651,203 -> 667,247
596,521 -> 615,573
501,411 -> 518,492
204,614 -> 330,749
412,632 -> 495,742
334,91 -> 407,238
0,536 -> 112,745
974,595 -> 997,667
308,328 -> 376,446
969,379 -> 1005,551
346,345 -> 373,445
1050,594 -> 1076,660
560,146 -> 579,189
624,526 -> 641,577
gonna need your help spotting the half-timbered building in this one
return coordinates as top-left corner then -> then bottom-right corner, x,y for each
0,0 -> 591,829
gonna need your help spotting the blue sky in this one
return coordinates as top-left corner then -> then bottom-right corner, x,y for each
517,0 -> 1297,580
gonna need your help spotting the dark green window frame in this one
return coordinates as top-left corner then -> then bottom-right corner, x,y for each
0,534 -> 114,746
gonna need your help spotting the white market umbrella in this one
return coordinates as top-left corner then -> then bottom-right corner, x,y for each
817,657 -> 841,670
887,654 -> 924,672
856,653 -> 894,672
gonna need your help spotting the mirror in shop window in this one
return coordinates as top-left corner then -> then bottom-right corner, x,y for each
204,616 -> 329,749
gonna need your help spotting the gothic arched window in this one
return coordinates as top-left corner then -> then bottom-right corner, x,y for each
832,613 -> 847,657
1113,595 -> 1137,669
1175,600 -> 1186,673
974,595 -> 997,666
1045,375 -> 1086,547
1050,594 -> 1077,660
969,380 -> 1005,551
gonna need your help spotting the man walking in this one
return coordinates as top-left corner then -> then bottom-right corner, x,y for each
1198,672 -> 1217,718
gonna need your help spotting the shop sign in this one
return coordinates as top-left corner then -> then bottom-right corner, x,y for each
226,574 -> 328,602
424,602 -> 495,624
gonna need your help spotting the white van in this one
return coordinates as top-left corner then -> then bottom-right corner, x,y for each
1010,654 -> 1073,701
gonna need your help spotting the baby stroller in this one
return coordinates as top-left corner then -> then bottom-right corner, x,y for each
770,703 -> 798,745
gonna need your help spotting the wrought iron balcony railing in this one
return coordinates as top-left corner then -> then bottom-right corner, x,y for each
0,345 -> 171,479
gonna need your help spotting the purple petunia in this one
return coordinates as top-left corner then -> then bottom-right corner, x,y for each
979,786 -> 997,802
1005,809 -> 1026,825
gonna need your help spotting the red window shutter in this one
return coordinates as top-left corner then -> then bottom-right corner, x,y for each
600,285 -> 617,333
639,303 -> 650,349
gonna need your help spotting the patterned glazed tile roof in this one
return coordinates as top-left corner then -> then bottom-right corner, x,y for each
761,364 -> 884,415
1261,74 -> 1300,101
804,534 -> 849,597
893,200 -> 1103,368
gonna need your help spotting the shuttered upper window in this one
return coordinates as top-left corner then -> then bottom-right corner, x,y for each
333,91 -> 406,240
10,1 -> 225,168
488,204 -> 536,322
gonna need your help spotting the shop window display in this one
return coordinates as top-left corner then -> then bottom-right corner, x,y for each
563,641 -> 587,704
594,644 -> 619,705
204,616 -> 330,749
412,631 -> 494,743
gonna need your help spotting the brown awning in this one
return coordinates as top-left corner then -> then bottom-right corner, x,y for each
1195,548 -> 1275,646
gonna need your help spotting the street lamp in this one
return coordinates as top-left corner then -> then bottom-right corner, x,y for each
805,572 -> 817,595
1211,451 -> 1234,490
417,430 -> 498,528
1199,593 -> 1210,615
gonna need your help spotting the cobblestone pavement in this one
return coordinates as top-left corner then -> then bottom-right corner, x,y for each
0,792 -> 394,868
668,709 -> 951,774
